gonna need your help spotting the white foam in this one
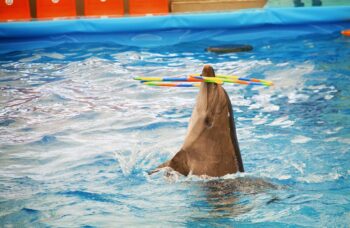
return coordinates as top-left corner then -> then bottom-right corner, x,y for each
252,116 -> 268,125
308,84 -> 328,90
262,104 -> 280,112
324,137 -> 338,142
287,91 -> 309,104
325,127 -> 343,134
256,133 -> 274,139
290,162 -> 305,174
41,52 -> 65,60
325,137 -> 350,144
249,94 -> 279,113
291,135 -> 312,144
324,94 -> 333,100
338,138 -> 350,144
277,175 -> 292,180
264,63 -> 314,91
269,116 -> 294,128
297,172 -> 341,183
19,55 -> 41,62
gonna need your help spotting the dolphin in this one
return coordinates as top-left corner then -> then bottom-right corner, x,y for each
153,65 -> 244,177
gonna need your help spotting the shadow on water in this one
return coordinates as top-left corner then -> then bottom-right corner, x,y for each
153,169 -> 282,223
200,177 -> 279,213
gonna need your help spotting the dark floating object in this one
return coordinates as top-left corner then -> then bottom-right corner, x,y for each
206,44 -> 253,54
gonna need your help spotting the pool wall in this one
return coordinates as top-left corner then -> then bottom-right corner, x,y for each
0,6 -> 349,54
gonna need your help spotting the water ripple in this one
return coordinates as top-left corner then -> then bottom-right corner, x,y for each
0,33 -> 350,227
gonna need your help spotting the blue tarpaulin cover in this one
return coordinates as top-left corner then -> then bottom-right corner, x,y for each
0,6 -> 349,54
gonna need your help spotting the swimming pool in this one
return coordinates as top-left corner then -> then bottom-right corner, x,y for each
1,6 -> 350,227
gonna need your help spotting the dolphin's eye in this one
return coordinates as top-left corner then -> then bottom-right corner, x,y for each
204,116 -> 213,128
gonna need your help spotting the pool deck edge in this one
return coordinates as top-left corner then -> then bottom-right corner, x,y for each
0,6 -> 349,39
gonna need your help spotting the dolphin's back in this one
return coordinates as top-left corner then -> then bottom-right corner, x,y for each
224,89 -> 244,172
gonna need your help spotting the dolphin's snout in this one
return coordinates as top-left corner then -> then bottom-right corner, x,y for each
202,65 -> 216,78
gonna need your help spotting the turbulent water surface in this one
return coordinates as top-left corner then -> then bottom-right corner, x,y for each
0,29 -> 350,227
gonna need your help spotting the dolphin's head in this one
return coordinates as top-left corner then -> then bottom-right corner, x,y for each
195,65 -> 227,125
185,65 -> 228,140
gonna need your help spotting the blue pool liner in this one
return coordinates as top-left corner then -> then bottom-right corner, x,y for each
0,6 -> 349,54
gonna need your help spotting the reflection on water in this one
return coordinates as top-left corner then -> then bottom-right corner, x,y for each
0,31 -> 350,227
196,177 -> 279,217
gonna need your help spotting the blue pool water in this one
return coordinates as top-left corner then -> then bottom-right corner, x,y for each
1,29 -> 350,227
